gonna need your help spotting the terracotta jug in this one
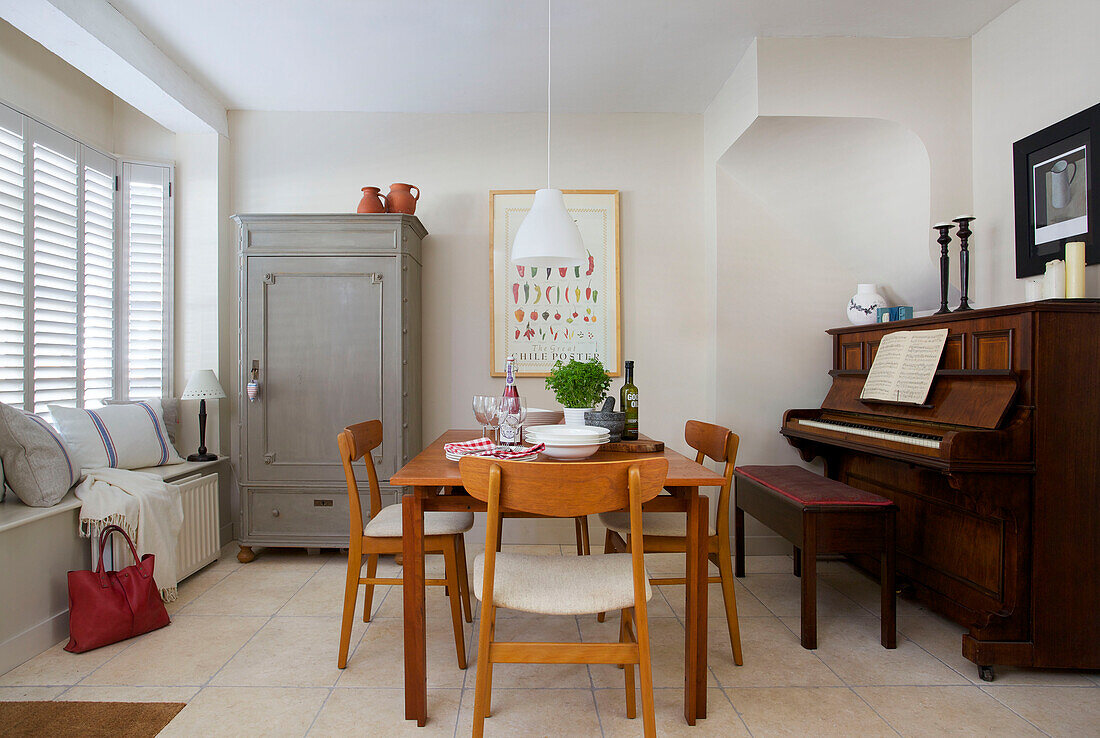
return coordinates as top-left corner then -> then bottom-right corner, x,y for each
385,183 -> 420,215
356,186 -> 386,213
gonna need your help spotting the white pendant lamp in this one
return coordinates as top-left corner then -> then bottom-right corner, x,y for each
510,0 -> 586,268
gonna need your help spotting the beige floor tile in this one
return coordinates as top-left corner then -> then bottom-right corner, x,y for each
897,615 -> 1096,686
595,687 -> 750,737
736,554 -> 799,574
373,579 -> 473,621
0,686 -> 65,700
81,615 -> 267,686
726,686 -> 895,737
0,639 -> 130,687
982,685 -> 1100,737
470,615 -> 591,689
857,685 -> 1045,736
708,616 -> 844,688
581,615 -> 718,690
211,616 -> 363,688
241,547 -> 334,572
455,687 -> 602,737
657,579 -> 771,618
739,572 -> 867,617
336,618 -> 468,689
790,616 -> 968,686
183,565 -> 319,616
167,559 -> 241,614
816,561 -> 931,619
310,688 -> 461,736
278,554 -> 393,619
57,685 -> 199,702
158,686 -> 329,738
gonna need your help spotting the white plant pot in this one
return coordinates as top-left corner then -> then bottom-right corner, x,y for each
847,283 -> 886,325
562,407 -> 589,427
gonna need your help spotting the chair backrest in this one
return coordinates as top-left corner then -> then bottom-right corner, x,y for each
336,420 -> 384,538
684,420 -> 740,536
458,456 -> 668,518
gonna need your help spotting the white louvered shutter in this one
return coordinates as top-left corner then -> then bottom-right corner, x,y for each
0,105 -> 25,407
81,147 -> 115,408
29,122 -> 79,413
122,162 -> 170,399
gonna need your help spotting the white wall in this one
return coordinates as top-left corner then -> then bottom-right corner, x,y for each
972,0 -> 1100,306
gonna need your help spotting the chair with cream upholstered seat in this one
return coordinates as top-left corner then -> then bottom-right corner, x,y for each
597,419 -> 744,666
336,420 -> 474,670
461,455 -> 667,738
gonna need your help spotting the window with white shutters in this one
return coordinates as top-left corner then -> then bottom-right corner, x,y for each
0,101 -> 171,412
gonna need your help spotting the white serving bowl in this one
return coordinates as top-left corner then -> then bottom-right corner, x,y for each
539,441 -> 604,460
524,408 -> 565,426
525,425 -> 608,441
525,432 -> 609,446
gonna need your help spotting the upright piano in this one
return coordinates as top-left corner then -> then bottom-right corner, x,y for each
781,300 -> 1100,680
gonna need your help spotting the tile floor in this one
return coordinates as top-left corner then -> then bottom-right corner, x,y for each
2,543 -> 1098,736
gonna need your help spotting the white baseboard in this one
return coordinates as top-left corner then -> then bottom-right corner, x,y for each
0,610 -> 68,676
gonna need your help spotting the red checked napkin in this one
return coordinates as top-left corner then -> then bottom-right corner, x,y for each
444,437 -> 544,459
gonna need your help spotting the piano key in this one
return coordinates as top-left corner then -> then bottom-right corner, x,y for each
795,419 -> 942,449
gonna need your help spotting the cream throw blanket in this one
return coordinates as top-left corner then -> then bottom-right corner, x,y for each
75,468 -> 184,602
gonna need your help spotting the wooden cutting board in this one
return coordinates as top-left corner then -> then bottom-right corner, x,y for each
602,436 -> 664,453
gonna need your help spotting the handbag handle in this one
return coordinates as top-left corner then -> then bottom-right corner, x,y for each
95,524 -> 150,586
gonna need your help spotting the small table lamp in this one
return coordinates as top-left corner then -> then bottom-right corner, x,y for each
181,369 -> 226,462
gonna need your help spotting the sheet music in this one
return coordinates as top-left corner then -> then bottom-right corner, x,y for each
860,329 -> 948,404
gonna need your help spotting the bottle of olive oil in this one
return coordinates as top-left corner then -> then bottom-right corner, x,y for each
620,360 -> 639,440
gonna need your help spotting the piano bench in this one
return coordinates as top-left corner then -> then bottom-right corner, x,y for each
733,465 -> 897,651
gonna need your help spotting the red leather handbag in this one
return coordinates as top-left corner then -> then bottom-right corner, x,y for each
65,524 -> 170,653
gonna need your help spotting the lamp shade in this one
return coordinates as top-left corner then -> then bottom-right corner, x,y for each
181,369 -> 226,400
510,189 -> 586,267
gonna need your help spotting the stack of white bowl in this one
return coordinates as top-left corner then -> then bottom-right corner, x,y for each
524,408 -> 565,427
524,425 -> 610,460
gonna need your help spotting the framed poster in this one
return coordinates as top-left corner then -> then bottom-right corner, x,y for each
490,189 -> 621,377
1014,102 -> 1098,277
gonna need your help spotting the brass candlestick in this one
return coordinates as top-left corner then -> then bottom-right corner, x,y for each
933,222 -> 955,315
953,216 -> 975,311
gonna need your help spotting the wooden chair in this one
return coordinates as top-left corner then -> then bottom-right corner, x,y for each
337,421 -> 474,670
461,456 -> 667,738
597,420 -> 744,666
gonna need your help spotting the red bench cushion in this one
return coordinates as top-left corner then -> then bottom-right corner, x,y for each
735,465 -> 893,507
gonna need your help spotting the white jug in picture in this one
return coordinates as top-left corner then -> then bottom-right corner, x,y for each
1050,159 -> 1076,210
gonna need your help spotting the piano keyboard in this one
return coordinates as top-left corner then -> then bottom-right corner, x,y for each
796,419 -> 943,449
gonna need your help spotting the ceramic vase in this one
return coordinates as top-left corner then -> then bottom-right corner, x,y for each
563,408 -> 589,427
356,186 -> 386,213
385,183 -> 420,214
847,283 -> 886,325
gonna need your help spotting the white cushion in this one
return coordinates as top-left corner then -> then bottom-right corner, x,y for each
473,552 -> 652,615
49,400 -> 184,471
363,504 -> 474,537
599,511 -> 716,538
0,403 -> 81,507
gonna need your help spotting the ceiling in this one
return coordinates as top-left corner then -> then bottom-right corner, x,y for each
106,0 -> 1019,114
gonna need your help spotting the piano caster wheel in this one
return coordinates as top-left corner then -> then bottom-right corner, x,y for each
978,665 -> 995,682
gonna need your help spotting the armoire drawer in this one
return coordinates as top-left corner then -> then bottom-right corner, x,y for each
247,490 -> 357,537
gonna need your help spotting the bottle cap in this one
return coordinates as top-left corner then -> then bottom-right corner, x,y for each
624,360 -> 634,369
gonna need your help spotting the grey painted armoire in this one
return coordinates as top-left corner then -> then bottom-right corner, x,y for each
230,214 -> 425,562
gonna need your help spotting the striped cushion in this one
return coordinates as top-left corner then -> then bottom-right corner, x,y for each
49,400 -> 183,471
0,402 -> 81,507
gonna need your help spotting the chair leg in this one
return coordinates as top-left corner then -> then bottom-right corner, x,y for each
597,529 -> 619,623
361,553 -> 379,622
472,603 -> 495,737
455,534 -> 473,623
635,604 -> 657,738
715,534 -> 744,666
338,547 -> 360,669
574,516 -> 591,556
621,609 -> 636,719
442,539 -> 468,670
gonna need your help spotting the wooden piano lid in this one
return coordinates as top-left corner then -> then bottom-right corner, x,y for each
822,370 -> 1019,429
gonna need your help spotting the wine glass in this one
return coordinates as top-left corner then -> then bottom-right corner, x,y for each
483,396 -> 503,445
500,397 -> 527,448
472,395 -> 493,439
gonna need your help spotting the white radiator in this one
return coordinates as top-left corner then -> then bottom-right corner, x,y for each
94,472 -> 221,581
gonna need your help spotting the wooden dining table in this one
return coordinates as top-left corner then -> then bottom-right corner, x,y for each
392,429 -> 724,727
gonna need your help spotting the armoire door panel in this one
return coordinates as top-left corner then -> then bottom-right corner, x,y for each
245,256 -> 396,483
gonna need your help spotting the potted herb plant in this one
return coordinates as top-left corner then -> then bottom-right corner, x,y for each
544,357 -> 612,426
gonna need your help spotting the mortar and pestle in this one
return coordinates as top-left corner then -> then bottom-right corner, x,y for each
585,397 -> 626,442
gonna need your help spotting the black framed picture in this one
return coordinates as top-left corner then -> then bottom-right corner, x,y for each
1014,102 -> 1098,277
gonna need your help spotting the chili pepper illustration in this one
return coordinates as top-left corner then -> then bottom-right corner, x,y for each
539,328 -> 545,340
572,311 -> 578,319
592,289 -> 598,303
565,287 -> 570,303
523,283 -> 529,302
517,265 -> 524,277
530,311 -> 537,321
546,268 -> 552,279
585,283 -> 592,300
554,311 -> 561,320
514,308 -> 524,322
533,284 -> 542,304
556,286 -> 561,304
513,283 -> 520,303
550,327 -> 558,340
515,328 -> 521,339
575,286 -> 581,302
591,315 -> 597,323
542,311 -> 549,320
566,317 -> 573,324
574,265 -> 581,278
558,267 -> 568,277
585,251 -> 594,276
523,323 -> 535,340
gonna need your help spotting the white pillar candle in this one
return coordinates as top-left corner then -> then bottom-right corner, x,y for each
1065,241 -> 1086,298
1042,259 -> 1066,299
1024,279 -> 1043,302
